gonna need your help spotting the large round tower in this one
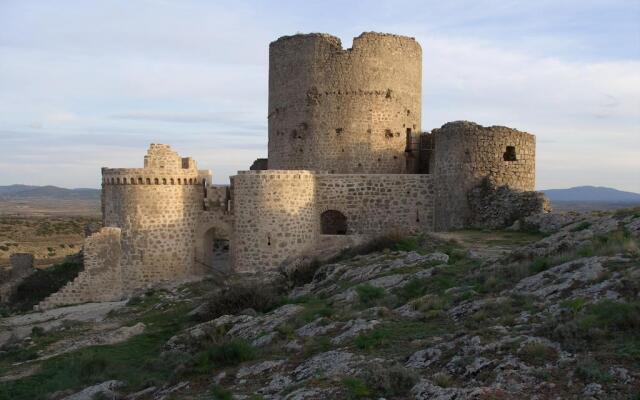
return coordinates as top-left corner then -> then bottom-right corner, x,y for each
268,32 -> 422,173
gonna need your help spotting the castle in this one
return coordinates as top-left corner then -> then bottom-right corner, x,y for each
36,32 -> 541,310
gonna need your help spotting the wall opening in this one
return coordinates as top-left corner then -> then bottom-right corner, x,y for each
197,227 -> 230,273
503,146 -> 517,161
321,210 -> 348,235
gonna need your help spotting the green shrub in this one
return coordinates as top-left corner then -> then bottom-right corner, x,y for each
433,372 -> 454,387
570,221 -> 592,232
355,329 -> 389,350
529,257 -> 551,274
209,385 -> 233,400
362,363 -> 418,396
355,284 -> 386,307
395,278 -> 427,303
575,359 -> 612,383
191,339 -> 256,373
342,377 -> 371,399
518,342 -> 557,366
303,336 -> 331,357
578,300 -> 640,332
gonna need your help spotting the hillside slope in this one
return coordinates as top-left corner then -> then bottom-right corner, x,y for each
0,185 -> 100,201
1,208 -> 639,399
543,186 -> 640,203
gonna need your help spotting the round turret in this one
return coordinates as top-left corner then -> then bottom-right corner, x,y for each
431,121 -> 536,230
268,32 -> 422,173
101,144 -> 205,287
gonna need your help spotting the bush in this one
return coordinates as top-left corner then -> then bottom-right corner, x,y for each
529,257 -> 551,274
355,284 -> 386,307
363,363 -> 418,396
342,377 -> 372,399
395,278 -> 427,303
575,359 -> 612,383
209,385 -> 233,400
518,342 -> 557,366
570,221 -> 592,232
196,282 -> 284,322
433,372 -> 454,387
191,339 -> 255,373
9,260 -> 83,311
578,300 -> 640,332
355,329 -> 389,350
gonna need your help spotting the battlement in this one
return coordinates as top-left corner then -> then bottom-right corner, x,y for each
102,144 -> 208,186
270,31 -> 420,53
143,143 -> 197,171
268,31 -> 422,174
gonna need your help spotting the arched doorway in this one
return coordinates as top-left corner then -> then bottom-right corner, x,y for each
321,210 -> 348,235
201,227 -> 230,271
195,218 -> 233,274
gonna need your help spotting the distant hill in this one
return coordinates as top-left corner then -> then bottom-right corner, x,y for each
0,185 -> 101,201
542,186 -> 640,203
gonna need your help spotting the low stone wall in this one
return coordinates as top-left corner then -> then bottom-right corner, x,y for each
315,174 -> 435,235
36,228 -> 123,310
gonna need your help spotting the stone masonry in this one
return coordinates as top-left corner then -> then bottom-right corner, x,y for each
38,32 -> 547,309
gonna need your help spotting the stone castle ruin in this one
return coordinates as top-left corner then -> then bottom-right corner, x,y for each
36,32 -> 547,310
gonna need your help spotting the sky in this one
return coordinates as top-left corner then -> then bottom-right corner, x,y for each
0,0 -> 639,191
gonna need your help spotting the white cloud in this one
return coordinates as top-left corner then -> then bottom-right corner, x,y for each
0,1 -> 638,192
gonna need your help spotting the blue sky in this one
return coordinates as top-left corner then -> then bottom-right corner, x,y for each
1,0 -> 639,191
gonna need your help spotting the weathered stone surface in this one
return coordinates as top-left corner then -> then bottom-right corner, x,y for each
293,350 -> 360,381
62,380 -> 123,400
467,178 -> 550,229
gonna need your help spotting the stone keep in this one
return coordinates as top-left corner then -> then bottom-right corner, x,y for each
268,33 -> 422,174
38,32 -> 545,310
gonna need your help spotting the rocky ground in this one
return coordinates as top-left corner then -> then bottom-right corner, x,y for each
0,208 -> 638,400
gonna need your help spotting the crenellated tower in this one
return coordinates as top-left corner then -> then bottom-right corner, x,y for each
268,32 -> 422,173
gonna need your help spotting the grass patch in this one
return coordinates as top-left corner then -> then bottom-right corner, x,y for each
355,284 -> 386,307
529,257 -> 552,274
575,359 -> 613,384
570,221 -> 592,232
355,329 -> 390,350
342,377 -> 372,399
209,385 -> 233,400
0,301 -> 192,400
190,339 -> 256,374
518,342 -> 557,366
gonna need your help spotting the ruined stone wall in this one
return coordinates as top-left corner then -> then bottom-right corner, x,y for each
0,253 -> 35,303
232,170 -> 317,273
315,174 -> 435,235
432,121 -> 536,230
268,32 -> 422,174
37,228 -> 122,310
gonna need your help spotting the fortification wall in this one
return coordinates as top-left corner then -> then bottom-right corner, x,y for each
432,121 -> 536,230
268,32 -> 422,173
37,228 -> 122,310
232,170 -> 317,273
315,174 -> 435,235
